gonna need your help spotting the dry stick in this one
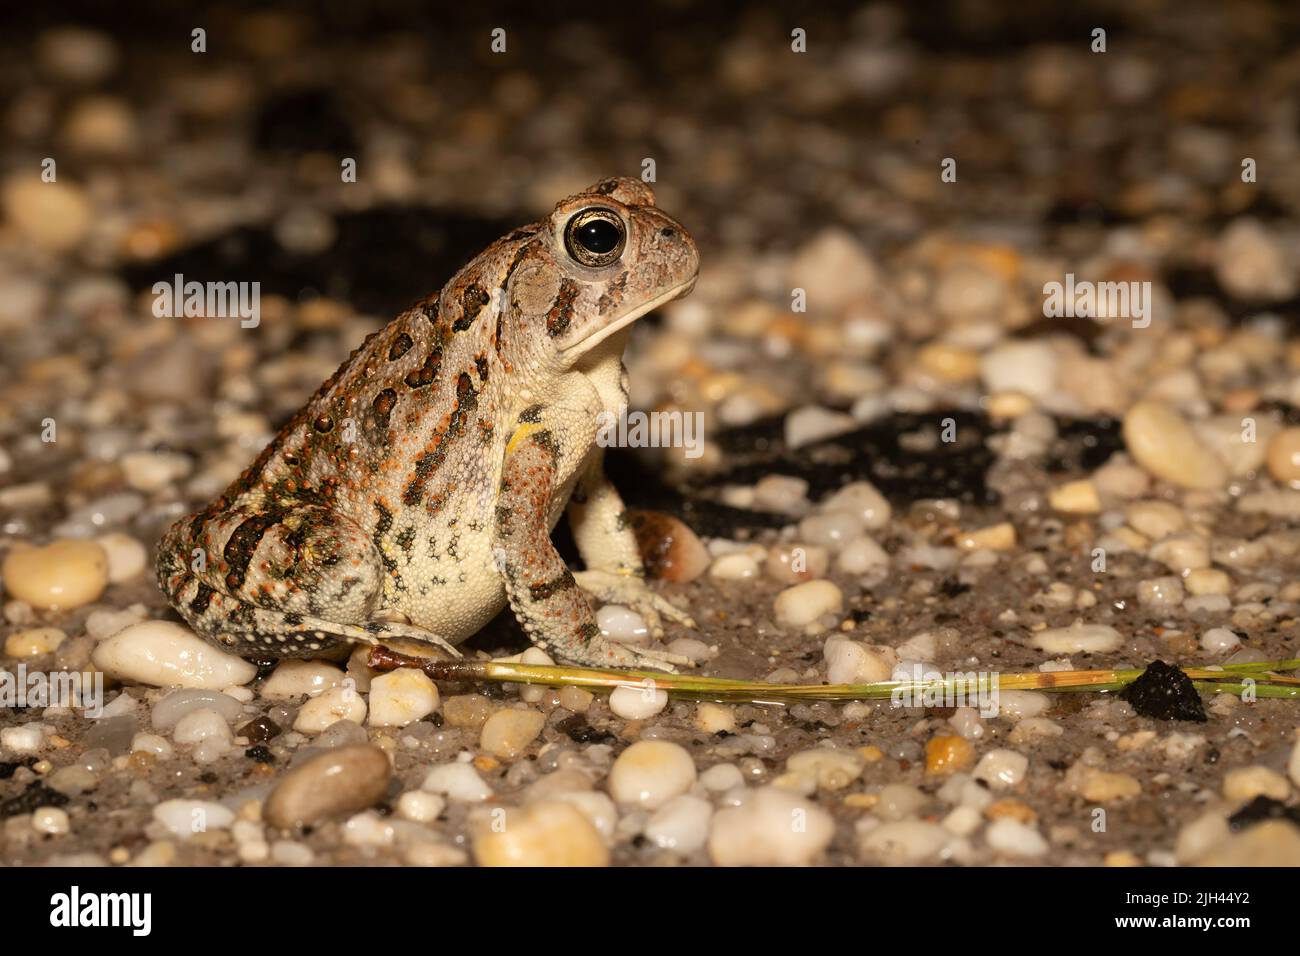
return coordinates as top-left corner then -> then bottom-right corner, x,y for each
368,646 -> 1300,704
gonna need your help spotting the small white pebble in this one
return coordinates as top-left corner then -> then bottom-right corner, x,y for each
31,807 -> 70,835
774,579 -> 843,628
397,790 -> 446,823
609,683 -> 668,719
0,724 -> 45,754
152,799 -> 234,838
130,733 -> 173,757
95,532 -> 147,583
1200,627 -> 1241,654
597,605 -> 650,645
709,552 -> 760,580
422,761 -> 492,802
293,685 -> 367,733
986,817 -> 1048,858
645,794 -> 712,853
973,749 -> 1028,790
608,740 -> 696,809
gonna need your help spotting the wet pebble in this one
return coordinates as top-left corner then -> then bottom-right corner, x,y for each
4,626 -> 66,658
368,668 -> 439,727
608,740 -> 696,809
1,175 -> 92,252
151,688 -> 243,730
973,749 -> 1028,789
292,686 -> 366,733
2,540 -> 108,610
262,744 -> 392,830
1030,621 -> 1122,654
422,760 -> 493,802
153,799 -> 234,838
1122,401 -> 1227,490
824,638 -> 895,684
774,580 -> 843,628
644,794 -> 712,853
708,786 -> 834,866
597,605 -> 649,645
473,800 -> 609,866
609,683 -> 668,719
859,820 -> 950,864
92,621 -> 257,688
629,510 -> 710,582
985,818 -> 1048,858
259,660 -> 344,699
479,707 -> 545,759
95,533 -> 147,583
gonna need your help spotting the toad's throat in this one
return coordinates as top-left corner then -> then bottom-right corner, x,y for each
558,276 -> 697,359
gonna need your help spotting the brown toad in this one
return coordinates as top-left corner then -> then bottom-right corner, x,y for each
157,177 -> 699,671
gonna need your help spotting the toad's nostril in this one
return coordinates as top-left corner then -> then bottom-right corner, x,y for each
659,227 -> 676,238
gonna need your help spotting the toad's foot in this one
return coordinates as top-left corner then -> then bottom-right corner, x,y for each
572,569 -> 696,637
494,428 -> 693,672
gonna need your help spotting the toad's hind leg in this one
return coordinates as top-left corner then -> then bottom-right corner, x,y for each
158,505 -> 460,660
492,426 -> 688,672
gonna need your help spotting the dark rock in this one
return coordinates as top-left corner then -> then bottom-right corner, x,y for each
1119,660 -> 1207,722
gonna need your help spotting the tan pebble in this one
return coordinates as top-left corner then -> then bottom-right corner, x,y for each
984,798 -> 1038,823
557,686 -> 593,713
1048,479 -> 1101,514
473,755 -> 500,773
1267,428 -> 1300,485
93,620 -> 257,688
1080,768 -> 1142,802
918,343 -> 980,383
367,668 -> 439,727
95,532 -> 147,583
608,740 -> 696,809
956,522 -> 1016,551
858,745 -> 884,763
292,686 -> 366,732
786,748 -> 865,790
2,540 -> 108,610
1223,766 -> 1290,803
479,708 -> 546,760
694,702 -> 736,734
1104,850 -> 1143,867
4,627 -> 66,657
442,694 -> 493,729
987,391 -> 1035,420
473,800 -> 609,867
1,175 -> 92,252
1122,400 -> 1227,490
708,785 -> 835,866
1185,568 -> 1231,596
1196,820 -> 1300,866
773,580 -> 843,628
925,735 -> 975,775
262,745 -> 391,830
1125,500 -> 1186,539
765,543 -> 830,584
627,510 -> 710,583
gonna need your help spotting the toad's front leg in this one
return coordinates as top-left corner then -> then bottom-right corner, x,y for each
492,425 -> 689,672
567,446 -> 696,637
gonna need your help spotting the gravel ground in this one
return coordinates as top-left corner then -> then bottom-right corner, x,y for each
3,1 -> 1300,867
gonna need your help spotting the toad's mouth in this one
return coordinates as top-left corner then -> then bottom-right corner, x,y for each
558,276 -> 698,359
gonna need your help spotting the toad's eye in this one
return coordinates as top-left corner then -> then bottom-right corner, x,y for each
564,208 -> 626,267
